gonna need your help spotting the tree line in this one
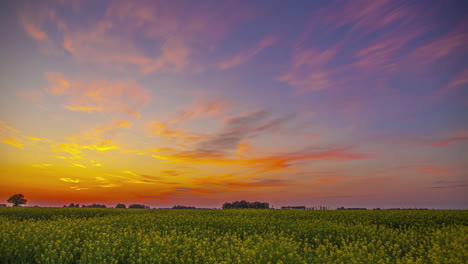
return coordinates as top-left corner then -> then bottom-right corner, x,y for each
222,200 -> 269,209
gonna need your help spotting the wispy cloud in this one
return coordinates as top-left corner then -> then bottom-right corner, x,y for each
20,1 -> 260,73
60,178 -> 80,183
219,35 -> 277,70
197,110 -> 292,153
44,72 -> 151,116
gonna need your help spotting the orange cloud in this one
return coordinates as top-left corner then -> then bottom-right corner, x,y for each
151,146 -> 368,175
44,72 -> 151,116
193,175 -> 288,189
45,72 -> 70,95
170,98 -> 230,124
76,120 -> 132,139
315,178 -> 337,183
0,121 -> 30,149
51,138 -> 120,160
18,11 -> 47,41
218,35 -> 277,70
235,141 -> 252,158
146,121 -> 203,143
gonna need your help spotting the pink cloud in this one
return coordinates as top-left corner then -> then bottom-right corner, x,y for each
170,98 -> 230,124
18,13 -> 48,41
432,69 -> 468,101
44,72 -> 151,116
410,19 -> 468,66
21,1 -> 260,73
277,46 -> 339,93
429,136 -> 468,148
218,35 -> 278,70
279,0 -> 438,97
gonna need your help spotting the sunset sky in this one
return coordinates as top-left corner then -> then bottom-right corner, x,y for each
0,0 -> 467,209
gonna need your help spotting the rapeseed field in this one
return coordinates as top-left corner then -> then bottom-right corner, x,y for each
0,208 -> 466,263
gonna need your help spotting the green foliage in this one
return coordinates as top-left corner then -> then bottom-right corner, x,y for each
0,208 -> 467,263
6,194 -> 27,207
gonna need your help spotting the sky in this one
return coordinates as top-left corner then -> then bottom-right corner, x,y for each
0,0 -> 467,209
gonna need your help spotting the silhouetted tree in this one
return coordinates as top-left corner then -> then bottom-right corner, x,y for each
129,204 -> 148,209
116,204 -> 126,209
7,194 -> 27,207
85,204 -> 106,208
172,205 -> 195,209
222,200 -> 269,209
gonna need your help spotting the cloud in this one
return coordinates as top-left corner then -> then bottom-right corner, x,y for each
72,163 -> 87,168
117,170 -> 177,185
193,175 -> 289,190
152,145 -> 368,175
146,121 -> 203,143
18,3 -> 67,55
19,12 -> 48,41
315,178 -> 337,183
21,1 -> 260,73
355,177 -> 395,184
432,185 -> 468,189
0,121 -> 24,148
170,98 -> 230,124
432,68 -> 468,101
218,35 -> 277,70
77,120 -> 132,139
429,136 -> 468,147
426,130 -> 468,148
196,110 -> 292,153
99,183 -> 120,188
277,46 -> 338,93
51,138 -> 120,160
277,0 -> 457,99
60,178 -> 80,183
44,72 -> 151,116
410,20 -> 468,66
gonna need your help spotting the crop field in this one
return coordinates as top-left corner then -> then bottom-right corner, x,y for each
0,208 -> 467,264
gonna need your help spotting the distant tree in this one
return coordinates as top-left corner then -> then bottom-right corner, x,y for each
7,194 -> 27,207
0,204 -> 7,207
128,204 -> 148,209
172,205 -> 195,209
68,203 -> 75,208
222,200 -> 269,209
85,204 -> 107,208
116,204 -> 126,209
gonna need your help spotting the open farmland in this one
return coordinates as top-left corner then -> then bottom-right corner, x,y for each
0,208 -> 467,263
